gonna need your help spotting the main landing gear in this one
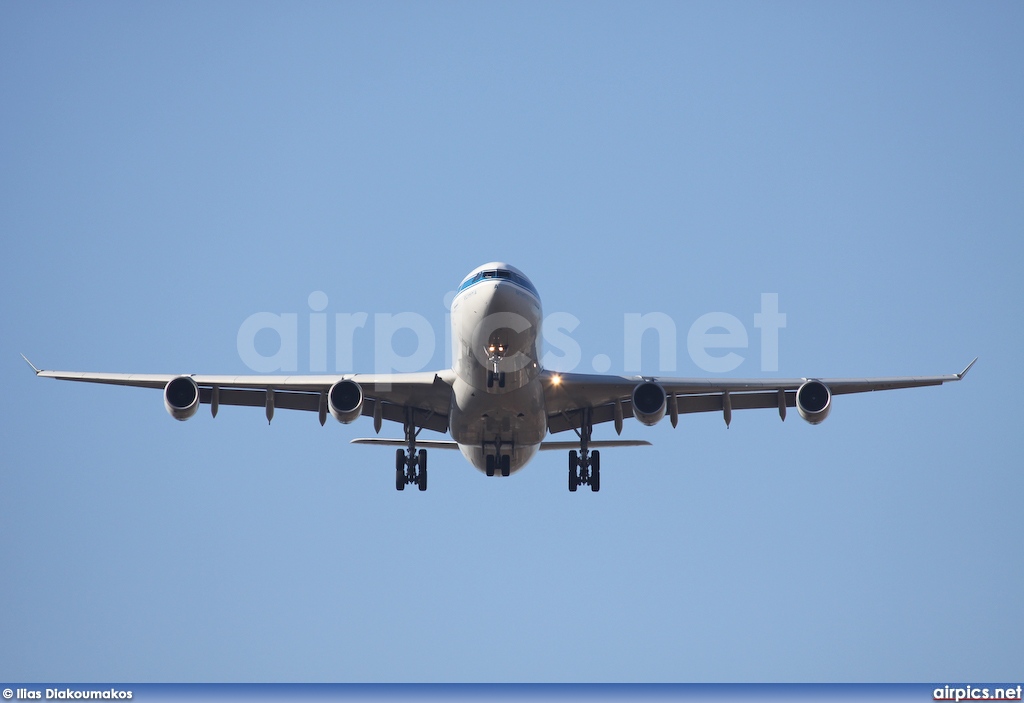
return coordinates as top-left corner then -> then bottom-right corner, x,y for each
485,454 -> 512,477
395,407 -> 427,491
485,436 -> 512,477
568,407 -> 600,492
568,449 -> 600,492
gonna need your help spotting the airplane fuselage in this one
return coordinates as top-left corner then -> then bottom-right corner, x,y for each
448,263 -> 546,473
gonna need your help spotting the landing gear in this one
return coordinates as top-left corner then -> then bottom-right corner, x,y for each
590,451 -> 600,492
395,407 -> 428,491
568,408 -> 601,492
486,453 -> 512,477
485,437 -> 512,477
417,449 -> 427,491
485,342 -> 507,389
569,450 -> 600,492
395,446 -> 427,490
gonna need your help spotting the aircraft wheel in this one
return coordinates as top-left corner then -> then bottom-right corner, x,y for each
486,454 -> 495,477
568,451 -> 578,492
591,450 -> 600,492
418,449 -> 428,491
396,450 -> 406,491
500,454 -> 511,477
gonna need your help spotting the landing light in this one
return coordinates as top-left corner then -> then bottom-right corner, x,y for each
551,374 -> 561,386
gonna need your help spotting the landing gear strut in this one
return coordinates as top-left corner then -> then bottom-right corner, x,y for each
485,343 -> 506,388
395,407 -> 427,491
568,408 -> 600,492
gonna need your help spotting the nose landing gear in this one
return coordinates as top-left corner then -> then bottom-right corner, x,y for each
485,343 -> 507,388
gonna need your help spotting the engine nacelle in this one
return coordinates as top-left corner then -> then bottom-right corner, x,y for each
632,382 -> 667,426
329,379 -> 363,424
164,376 -> 200,421
796,379 -> 832,424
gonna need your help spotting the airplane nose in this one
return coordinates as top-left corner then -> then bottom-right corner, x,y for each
481,281 -> 520,314
472,282 -> 538,356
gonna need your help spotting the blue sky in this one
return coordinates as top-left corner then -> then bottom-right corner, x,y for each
1,1 -> 1022,683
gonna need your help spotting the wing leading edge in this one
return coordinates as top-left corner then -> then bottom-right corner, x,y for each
543,358 -> 976,433
22,356 -> 454,433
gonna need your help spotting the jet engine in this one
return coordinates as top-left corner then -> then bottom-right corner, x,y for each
164,376 -> 200,421
329,379 -> 363,424
632,381 -> 667,426
796,379 -> 832,424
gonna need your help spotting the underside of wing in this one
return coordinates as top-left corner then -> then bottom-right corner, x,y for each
542,358 -> 976,433
24,356 -> 455,432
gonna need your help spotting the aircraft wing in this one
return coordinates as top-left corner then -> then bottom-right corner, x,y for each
542,358 -> 976,433
22,356 -> 454,433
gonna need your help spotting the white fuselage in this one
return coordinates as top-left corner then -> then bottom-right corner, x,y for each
448,266 -> 547,473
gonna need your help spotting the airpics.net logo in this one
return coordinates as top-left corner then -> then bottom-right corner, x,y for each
236,291 -> 787,375
933,685 -> 1023,701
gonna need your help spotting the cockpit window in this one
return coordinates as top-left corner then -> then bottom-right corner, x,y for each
458,268 -> 539,298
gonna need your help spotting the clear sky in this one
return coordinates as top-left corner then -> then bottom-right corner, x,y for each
1,1 -> 1021,683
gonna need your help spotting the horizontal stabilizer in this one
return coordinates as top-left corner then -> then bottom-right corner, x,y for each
538,440 -> 651,451
350,438 -> 652,451
351,438 -> 462,449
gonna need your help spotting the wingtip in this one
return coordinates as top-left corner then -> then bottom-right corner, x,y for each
20,354 -> 41,375
957,356 -> 978,380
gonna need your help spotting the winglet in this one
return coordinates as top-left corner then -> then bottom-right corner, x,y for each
957,357 -> 978,380
20,354 -> 42,375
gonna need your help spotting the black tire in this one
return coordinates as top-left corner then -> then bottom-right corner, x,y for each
591,450 -> 601,492
418,449 -> 428,491
498,372 -> 506,388
500,454 -> 511,477
568,451 -> 578,492
486,454 -> 495,477
396,450 -> 405,491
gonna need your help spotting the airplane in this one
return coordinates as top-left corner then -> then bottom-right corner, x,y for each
23,262 -> 975,492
